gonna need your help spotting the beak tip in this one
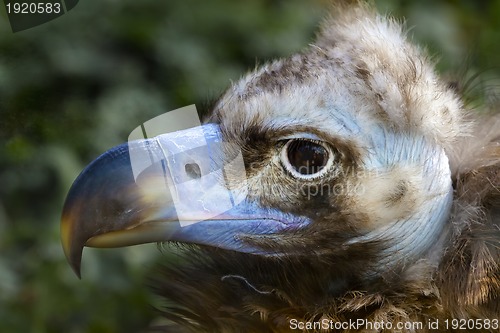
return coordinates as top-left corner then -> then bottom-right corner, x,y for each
61,215 -> 84,279
62,242 -> 83,279
71,264 -> 82,280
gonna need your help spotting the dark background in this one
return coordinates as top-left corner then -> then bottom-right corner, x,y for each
0,0 -> 499,332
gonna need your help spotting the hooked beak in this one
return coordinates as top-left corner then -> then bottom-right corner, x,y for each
61,124 -> 308,278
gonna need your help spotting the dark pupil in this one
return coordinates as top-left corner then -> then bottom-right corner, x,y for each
287,140 -> 328,175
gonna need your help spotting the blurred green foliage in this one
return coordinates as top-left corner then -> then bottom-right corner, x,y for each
0,0 -> 498,332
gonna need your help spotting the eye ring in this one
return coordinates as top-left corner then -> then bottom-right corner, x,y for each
280,139 -> 334,180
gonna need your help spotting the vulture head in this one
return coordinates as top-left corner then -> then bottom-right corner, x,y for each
61,3 -> 499,332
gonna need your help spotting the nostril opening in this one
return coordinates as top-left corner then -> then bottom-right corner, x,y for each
185,163 -> 201,179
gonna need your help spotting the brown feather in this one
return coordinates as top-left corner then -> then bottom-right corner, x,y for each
147,3 -> 500,332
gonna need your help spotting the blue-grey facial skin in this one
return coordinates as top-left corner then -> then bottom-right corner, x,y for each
61,124 -> 311,277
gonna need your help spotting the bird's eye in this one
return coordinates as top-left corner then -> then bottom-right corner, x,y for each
280,139 -> 333,179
